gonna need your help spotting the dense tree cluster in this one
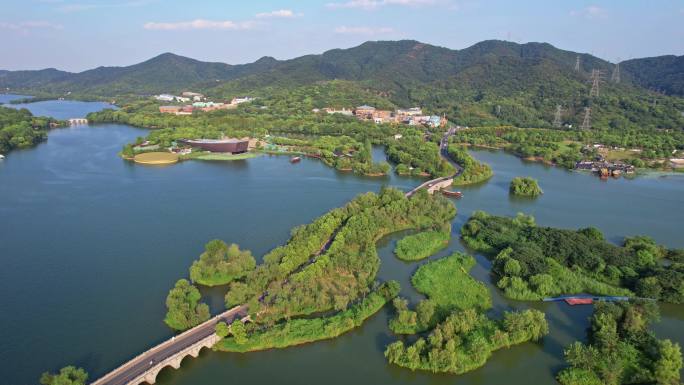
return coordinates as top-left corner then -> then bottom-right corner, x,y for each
394,230 -> 450,261
386,135 -> 455,177
390,252 -> 491,334
558,301 -> 682,385
509,176 -> 543,197
218,281 -> 400,352
0,106 -> 58,154
164,279 -> 210,331
446,144 -> 493,185
385,308 -> 548,374
189,240 -> 256,286
461,211 -> 684,302
453,126 -> 684,168
39,366 -> 88,385
225,187 -> 456,325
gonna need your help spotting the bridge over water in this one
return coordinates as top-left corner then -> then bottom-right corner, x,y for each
91,305 -> 247,385
91,126 -> 465,385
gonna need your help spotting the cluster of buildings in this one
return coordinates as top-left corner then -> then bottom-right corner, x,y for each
575,160 -> 636,177
154,91 -> 205,103
156,92 -> 256,115
313,105 -> 447,128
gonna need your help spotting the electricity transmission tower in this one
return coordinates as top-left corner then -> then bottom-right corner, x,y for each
611,60 -> 621,83
589,69 -> 604,97
575,55 -> 580,72
553,105 -> 563,128
580,107 -> 592,130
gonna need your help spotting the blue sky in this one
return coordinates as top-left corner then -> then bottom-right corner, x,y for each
2,0 -> 683,72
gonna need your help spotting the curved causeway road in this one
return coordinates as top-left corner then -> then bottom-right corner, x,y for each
405,126 -> 463,197
91,305 -> 247,385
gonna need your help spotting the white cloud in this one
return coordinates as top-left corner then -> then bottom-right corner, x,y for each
570,5 -> 607,19
144,19 -> 257,31
334,26 -> 395,35
327,0 -> 437,10
255,9 -> 299,18
0,20 -> 63,31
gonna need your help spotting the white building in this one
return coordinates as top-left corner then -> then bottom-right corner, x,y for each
154,94 -> 175,102
231,96 -> 255,105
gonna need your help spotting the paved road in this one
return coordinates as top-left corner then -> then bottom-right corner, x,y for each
92,305 -> 247,385
406,127 -> 462,197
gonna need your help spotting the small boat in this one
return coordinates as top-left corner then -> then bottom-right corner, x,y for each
441,190 -> 463,198
564,297 -> 594,306
290,156 -> 301,163
0,154 -> 5,160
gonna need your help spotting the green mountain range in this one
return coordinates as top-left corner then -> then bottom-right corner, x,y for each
2,40 -> 683,129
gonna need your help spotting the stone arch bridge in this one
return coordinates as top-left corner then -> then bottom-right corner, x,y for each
90,305 -> 247,385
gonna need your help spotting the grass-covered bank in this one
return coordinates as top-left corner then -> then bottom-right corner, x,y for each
216,281 -> 399,352
389,252 -> 491,334
446,144 -> 493,186
394,230 -> 450,261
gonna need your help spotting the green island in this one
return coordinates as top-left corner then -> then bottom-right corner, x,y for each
558,300 -> 682,385
39,366 -> 88,385
394,229 -> 451,261
385,253 -> 546,374
447,144 -> 494,185
390,252 -> 492,334
162,188 -> 456,354
509,176 -> 543,197
189,241 -> 256,287
163,279 -> 210,331
461,211 -> 684,302
0,106 -> 62,155
385,308 -> 548,374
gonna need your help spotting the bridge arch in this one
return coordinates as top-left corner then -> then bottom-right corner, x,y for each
135,336 -> 219,385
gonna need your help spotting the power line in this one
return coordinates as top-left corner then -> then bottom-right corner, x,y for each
553,105 -> 563,128
589,69 -> 604,97
611,60 -> 621,83
580,107 -> 592,130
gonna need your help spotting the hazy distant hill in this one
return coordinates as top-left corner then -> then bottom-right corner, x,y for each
0,53 -> 277,95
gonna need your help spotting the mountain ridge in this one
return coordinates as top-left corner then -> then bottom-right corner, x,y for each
0,39 -> 667,96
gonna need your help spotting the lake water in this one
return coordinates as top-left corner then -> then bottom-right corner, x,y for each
1,98 -> 682,385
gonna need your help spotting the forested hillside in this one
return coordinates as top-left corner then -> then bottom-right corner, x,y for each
622,54 -> 684,97
3,39 -> 684,130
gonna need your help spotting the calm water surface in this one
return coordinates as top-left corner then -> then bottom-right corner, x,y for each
1,98 -> 682,385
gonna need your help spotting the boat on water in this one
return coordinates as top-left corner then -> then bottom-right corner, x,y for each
0,154 -> 5,160
290,156 -> 301,163
564,297 -> 594,305
442,190 -> 463,198
543,295 -> 631,306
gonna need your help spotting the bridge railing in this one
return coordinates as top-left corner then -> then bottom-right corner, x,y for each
90,305 -> 243,385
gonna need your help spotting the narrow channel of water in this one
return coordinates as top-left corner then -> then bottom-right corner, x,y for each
1,97 -> 682,385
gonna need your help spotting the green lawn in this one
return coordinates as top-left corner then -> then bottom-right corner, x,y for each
394,230 -> 450,261
412,252 -> 492,314
194,152 -> 259,161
